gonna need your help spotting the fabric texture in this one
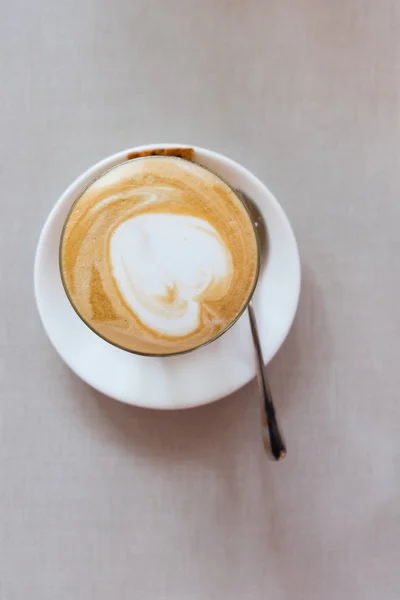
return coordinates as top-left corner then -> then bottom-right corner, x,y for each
1,1 -> 400,598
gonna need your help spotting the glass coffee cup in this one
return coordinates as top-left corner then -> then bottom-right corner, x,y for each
59,153 -> 260,357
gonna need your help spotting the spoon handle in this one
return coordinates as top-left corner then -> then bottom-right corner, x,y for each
248,301 -> 287,461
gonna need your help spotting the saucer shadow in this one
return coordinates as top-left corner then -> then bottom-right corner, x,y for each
266,263 -> 332,415
89,384 -> 254,465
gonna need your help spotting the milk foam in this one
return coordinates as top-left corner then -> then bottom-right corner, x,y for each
61,156 -> 259,355
110,213 -> 232,336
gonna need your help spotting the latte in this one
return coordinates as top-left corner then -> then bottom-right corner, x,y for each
60,156 -> 259,355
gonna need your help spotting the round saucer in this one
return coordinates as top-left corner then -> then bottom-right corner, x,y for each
34,144 -> 300,409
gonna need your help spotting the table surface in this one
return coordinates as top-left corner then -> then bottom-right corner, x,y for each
2,1 -> 400,598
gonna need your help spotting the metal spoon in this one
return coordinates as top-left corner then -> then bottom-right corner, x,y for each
236,190 -> 287,461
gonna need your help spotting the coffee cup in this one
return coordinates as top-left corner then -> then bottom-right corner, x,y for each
59,150 -> 260,356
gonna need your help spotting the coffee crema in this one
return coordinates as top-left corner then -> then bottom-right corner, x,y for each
60,157 -> 259,355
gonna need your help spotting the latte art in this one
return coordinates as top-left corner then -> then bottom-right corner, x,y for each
110,213 -> 233,336
61,156 -> 259,354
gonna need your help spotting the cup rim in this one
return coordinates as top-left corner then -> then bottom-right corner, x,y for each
59,153 -> 261,357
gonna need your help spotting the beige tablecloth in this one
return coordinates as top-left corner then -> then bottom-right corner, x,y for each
1,1 -> 400,598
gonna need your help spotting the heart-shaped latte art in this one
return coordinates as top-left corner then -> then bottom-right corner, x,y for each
109,213 -> 233,336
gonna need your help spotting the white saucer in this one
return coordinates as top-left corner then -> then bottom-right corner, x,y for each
34,144 -> 300,409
